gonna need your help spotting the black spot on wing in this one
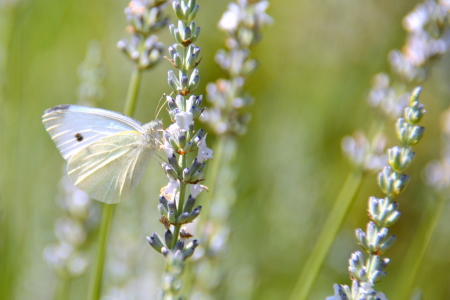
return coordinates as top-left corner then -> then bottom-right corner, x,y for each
75,133 -> 84,142
44,104 -> 71,114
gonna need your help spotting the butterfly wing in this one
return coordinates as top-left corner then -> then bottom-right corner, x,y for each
67,131 -> 153,204
42,104 -> 144,160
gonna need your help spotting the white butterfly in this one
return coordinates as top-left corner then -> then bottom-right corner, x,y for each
43,104 -> 162,204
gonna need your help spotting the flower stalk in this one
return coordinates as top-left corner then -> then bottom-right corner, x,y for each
327,87 -> 427,300
292,1 -> 450,298
392,106 -> 450,299
88,203 -> 114,300
145,1 -> 213,299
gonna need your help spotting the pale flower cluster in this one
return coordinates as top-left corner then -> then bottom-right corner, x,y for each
341,130 -> 387,173
390,0 -> 450,81
327,283 -> 388,300
218,0 -> 272,32
160,98 -> 213,201
367,73 -> 410,120
43,175 -> 94,277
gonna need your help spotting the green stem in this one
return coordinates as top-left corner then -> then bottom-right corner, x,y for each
1,6 -> 22,300
288,168 -> 364,300
87,204 -> 115,300
87,66 -> 142,300
124,67 -> 142,116
392,194 -> 446,300
55,275 -> 71,300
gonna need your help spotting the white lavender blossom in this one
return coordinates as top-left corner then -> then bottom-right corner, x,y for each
326,283 -> 388,300
292,4 -> 445,300
390,0 -> 450,82
201,0 -> 271,136
323,3 -> 448,299
328,88 -> 426,300
218,0 -> 272,48
366,0 -> 450,121
367,73 -> 410,120
117,0 -> 168,69
43,175 -> 97,278
390,50 -> 450,300
145,1 -> 212,299
341,130 -> 387,173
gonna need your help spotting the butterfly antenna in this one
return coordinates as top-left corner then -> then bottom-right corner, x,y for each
155,92 -> 175,119
155,94 -> 165,119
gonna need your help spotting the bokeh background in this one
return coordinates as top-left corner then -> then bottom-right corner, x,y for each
1,0 -> 450,299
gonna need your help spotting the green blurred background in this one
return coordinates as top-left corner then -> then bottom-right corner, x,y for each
1,0 -> 450,299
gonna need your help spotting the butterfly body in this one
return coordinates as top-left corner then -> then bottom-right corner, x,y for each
43,104 -> 162,204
